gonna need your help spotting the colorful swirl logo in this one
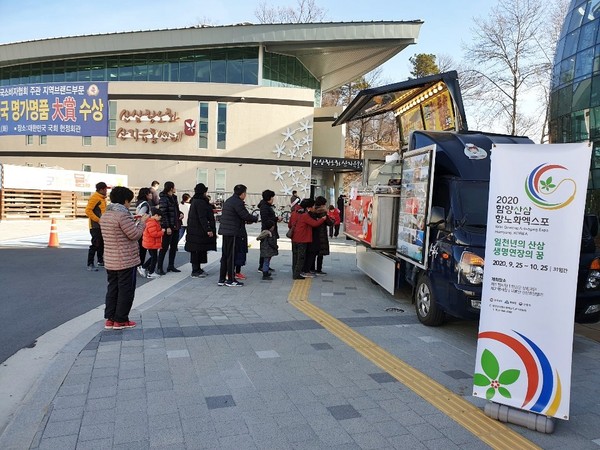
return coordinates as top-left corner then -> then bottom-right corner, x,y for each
477,331 -> 562,416
524,163 -> 576,210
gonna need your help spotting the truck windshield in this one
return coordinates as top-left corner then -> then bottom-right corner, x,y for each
454,180 -> 489,228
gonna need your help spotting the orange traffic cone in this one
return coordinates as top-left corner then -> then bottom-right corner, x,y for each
48,218 -> 60,248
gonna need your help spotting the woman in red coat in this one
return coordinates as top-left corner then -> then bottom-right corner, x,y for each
289,198 -> 326,280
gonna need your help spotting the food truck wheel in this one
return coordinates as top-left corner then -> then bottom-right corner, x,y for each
415,276 -> 445,326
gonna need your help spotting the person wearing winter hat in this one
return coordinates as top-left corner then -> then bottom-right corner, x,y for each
184,183 -> 217,277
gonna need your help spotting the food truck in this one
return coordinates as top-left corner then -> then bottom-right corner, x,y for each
333,71 -> 600,326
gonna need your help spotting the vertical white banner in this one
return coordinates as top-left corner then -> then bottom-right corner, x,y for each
473,143 -> 591,420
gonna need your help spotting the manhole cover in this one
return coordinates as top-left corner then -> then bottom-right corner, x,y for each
385,307 -> 404,313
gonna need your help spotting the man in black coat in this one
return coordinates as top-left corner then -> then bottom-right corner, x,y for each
257,189 -> 279,273
217,184 -> 258,286
185,183 -> 217,277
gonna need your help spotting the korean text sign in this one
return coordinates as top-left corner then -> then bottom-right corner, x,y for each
473,143 -> 591,420
0,82 -> 108,136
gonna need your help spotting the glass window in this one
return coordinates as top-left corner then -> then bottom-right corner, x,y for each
196,168 -> 208,185
560,57 -> 576,84
106,57 -> 119,81
590,106 -> 600,140
53,61 -> 65,82
90,58 -> 105,81
106,165 -> 117,174
199,102 -> 209,149
215,169 -> 226,191
82,164 -> 92,172
243,58 -> 259,84
550,90 -> 560,119
39,135 -> 47,145
217,103 -> 227,150
591,75 -> 600,106
572,110 -> 590,141
108,100 -> 117,146
579,20 -> 598,50
568,2 -> 587,32
590,0 -> 600,21
77,58 -> 91,81
573,78 -> 592,110
564,29 -> 581,57
560,114 -> 572,142
26,135 -> 33,145
118,57 -> 133,81
594,45 -> 600,74
83,136 -> 92,146
211,59 -> 226,83
179,62 -> 194,82
133,56 -> 148,81
196,59 -> 210,82
575,48 -> 595,80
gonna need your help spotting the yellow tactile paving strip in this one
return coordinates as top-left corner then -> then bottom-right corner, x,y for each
288,279 -> 540,450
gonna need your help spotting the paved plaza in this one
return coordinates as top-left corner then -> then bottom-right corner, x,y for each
0,219 -> 600,449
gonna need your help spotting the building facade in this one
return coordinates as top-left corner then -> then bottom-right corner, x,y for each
0,22 -> 422,198
550,0 -> 600,209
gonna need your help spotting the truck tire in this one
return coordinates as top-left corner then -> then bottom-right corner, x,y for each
415,275 -> 445,326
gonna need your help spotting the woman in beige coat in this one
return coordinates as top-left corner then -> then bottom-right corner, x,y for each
100,186 -> 148,330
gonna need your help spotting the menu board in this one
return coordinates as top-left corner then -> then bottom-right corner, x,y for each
396,145 -> 436,267
422,90 -> 455,131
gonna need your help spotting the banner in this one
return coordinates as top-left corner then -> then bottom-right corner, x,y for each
473,143 -> 591,420
0,82 -> 108,136
0,164 -> 127,192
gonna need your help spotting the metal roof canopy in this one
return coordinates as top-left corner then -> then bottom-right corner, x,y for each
0,21 -> 423,93
332,71 -> 468,129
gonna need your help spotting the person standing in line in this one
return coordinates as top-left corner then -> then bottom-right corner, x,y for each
178,193 -> 191,242
149,180 -> 160,207
289,198 -> 326,280
290,190 -> 300,207
100,186 -> 148,330
135,187 -> 153,277
256,219 -> 278,280
142,207 -> 164,278
85,181 -> 108,271
337,194 -> 346,224
327,204 -> 341,238
157,181 -> 183,275
257,189 -> 279,274
307,196 -> 332,275
185,183 -> 217,278
217,184 -> 258,287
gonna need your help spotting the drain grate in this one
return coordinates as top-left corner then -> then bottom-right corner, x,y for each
385,307 -> 405,313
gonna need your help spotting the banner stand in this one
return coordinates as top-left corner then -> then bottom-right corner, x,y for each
484,402 -> 555,434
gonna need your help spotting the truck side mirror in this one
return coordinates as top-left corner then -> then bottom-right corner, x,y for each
584,214 -> 599,237
429,206 -> 446,229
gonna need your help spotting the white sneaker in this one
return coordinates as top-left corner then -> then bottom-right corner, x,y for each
137,266 -> 147,277
146,272 -> 160,279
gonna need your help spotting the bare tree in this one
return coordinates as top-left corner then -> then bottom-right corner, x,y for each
255,0 -> 327,23
462,0 -> 547,136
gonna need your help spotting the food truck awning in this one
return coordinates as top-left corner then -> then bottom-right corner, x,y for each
332,71 -> 468,132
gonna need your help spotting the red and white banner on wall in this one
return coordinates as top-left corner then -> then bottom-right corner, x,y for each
473,142 -> 591,420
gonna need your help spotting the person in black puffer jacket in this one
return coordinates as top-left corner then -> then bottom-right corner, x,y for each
217,184 -> 258,286
157,181 -> 182,275
257,189 -> 280,273
185,183 -> 217,277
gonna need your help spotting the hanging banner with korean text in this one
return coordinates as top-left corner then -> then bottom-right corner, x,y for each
0,82 -> 108,136
473,143 -> 591,420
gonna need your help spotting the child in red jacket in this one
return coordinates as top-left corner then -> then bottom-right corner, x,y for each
327,204 -> 341,238
142,207 -> 165,278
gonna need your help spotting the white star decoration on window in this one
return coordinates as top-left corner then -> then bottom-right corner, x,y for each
292,177 -> 302,187
301,183 -> 310,193
287,168 -> 297,177
273,143 -> 287,158
288,148 -> 298,159
272,167 -> 285,181
293,140 -> 303,150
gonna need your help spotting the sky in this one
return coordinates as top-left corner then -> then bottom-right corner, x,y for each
0,0 -> 499,83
